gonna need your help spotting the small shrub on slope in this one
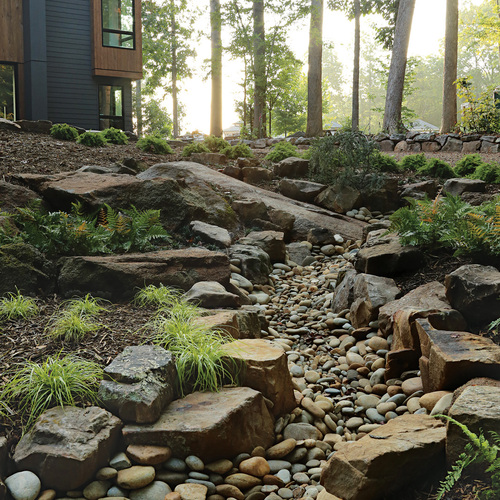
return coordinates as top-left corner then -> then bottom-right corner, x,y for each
50,123 -> 79,141
220,143 -> 254,159
399,153 -> 428,172
454,153 -> 484,177
417,158 -> 455,179
101,127 -> 128,145
182,142 -> 210,157
76,131 -> 107,147
265,141 -> 300,163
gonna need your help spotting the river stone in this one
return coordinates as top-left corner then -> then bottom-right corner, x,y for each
239,457 -> 271,477
283,423 -> 322,441
205,459 -> 234,475
186,456 -> 205,472
129,480 -> 172,500
321,414 -> 446,500
221,339 -> 296,416
301,397 -> 325,419
5,471 -> 41,500
419,391 -> 452,412
123,387 -> 274,462
14,407 -> 122,491
356,394 -> 380,410
83,480 -> 110,500
216,484 -> 245,500
100,345 -> 176,424
175,483 -> 208,500
266,439 -> 297,459
116,466 -> 156,490
225,473 -> 262,489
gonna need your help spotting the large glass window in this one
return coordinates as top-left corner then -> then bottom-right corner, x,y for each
99,85 -> 124,129
102,0 -> 135,49
0,64 -> 16,121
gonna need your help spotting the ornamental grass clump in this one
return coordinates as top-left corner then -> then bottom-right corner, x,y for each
0,353 -> 103,430
0,289 -> 39,321
134,284 -> 183,308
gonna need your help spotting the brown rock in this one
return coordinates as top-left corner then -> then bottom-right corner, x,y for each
279,179 -> 326,203
301,397 -> 326,419
175,483 -> 208,500
461,140 -> 480,153
419,391 -> 452,412
402,377 -> 423,396
242,167 -> 273,185
385,349 -> 420,381
225,473 -> 262,490
195,310 -> 261,340
273,157 -> 310,178
205,459 -> 234,475
191,152 -> 227,166
116,465 -> 156,490
266,439 -> 297,459
126,444 -> 172,465
166,493 -> 183,500
239,457 -> 270,477
262,475 -> 284,487
216,484 -> 245,500
238,231 -> 286,263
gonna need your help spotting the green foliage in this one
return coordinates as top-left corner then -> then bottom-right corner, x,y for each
76,131 -> 107,147
388,194 -> 500,257
101,127 -> 128,145
435,415 -> 500,500
204,135 -> 230,153
399,153 -> 428,172
308,131 -> 385,190
0,353 -> 103,430
472,162 -> 500,184
371,152 -> 400,173
0,201 -> 171,256
134,284 -> 182,308
454,153 -> 485,177
220,143 -> 254,159
136,135 -> 173,154
50,123 -> 79,141
417,158 -> 455,179
265,141 -> 300,163
0,289 -> 39,321
182,142 -> 210,157
456,77 -> 500,134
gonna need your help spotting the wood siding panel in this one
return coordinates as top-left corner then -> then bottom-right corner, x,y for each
91,0 -> 142,80
0,0 -> 24,62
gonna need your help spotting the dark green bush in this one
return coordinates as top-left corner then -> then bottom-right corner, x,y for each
308,132 -> 385,190
399,153 -> 428,172
417,158 -> 455,179
136,136 -> 173,154
101,127 -> 128,145
372,152 -> 400,173
220,143 -> 253,159
182,142 -> 210,157
265,141 -> 300,163
76,132 -> 107,147
454,154 -> 484,177
472,162 -> 500,183
204,135 -> 230,153
50,123 -> 79,141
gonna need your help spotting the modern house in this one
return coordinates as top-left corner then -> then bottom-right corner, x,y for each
0,0 -> 142,131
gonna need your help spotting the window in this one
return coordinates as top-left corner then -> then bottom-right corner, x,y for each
99,85 -> 124,129
0,64 -> 16,121
102,0 -> 135,49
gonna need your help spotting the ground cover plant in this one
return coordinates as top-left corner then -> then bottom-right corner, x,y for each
0,289 -> 39,321
417,158 -> 455,179
0,201 -> 171,256
136,135 -> 173,154
101,127 -> 128,145
454,153 -> 485,177
76,131 -> 107,147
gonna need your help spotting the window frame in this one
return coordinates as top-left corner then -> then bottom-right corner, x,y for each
101,0 -> 136,50
98,84 -> 125,130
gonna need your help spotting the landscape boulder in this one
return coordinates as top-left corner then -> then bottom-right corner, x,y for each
286,242 -> 312,266
99,345 -> 177,423
445,264 -> 500,324
14,406 -> 122,491
123,387 -> 275,462
314,185 -> 362,214
241,167 -> 273,185
191,152 -> 227,166
195,308 -> 262,339
189,221 -> 232,248
399,180 -> 438,201
443,178 -> 486,196
0,180 -> 41,211
279,179 -> 326,203
320,414 -> 446,500
229,244 -> 272,285
184,281 -> 241,309
273,157 -> 310,178
331,269 -> 358,313
237,231 -> 286,263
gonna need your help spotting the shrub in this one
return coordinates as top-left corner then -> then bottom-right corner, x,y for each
372,152 -> 400,173
220,143 -> 254,159
399,153 -> 428,172
454,153 -> 484,177
0,353 -> 103,430
204,135 -> 230,153
76,131 -> 107,147
472,162 -> 500,184
417,158 -> 455,179
101,127 -> 128,145
0,289 -> 39,321
50,123 -> 79,141
182,142 -> 210,157
265,141 -> 300,163
308,131 -> 385,191
136,135 -> 173,154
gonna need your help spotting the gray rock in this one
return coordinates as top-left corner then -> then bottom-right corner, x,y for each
238,231 -> 286,263
5,471 -> 41,500
443,178 -> 486,196
190,221 -> 232,248
185,456 -> 205,471
283,423 -> 322,441
267,460 -> 292,473
129,480 -> 172,500
230,244 -> 273,285
184,281 -> 240,309
164,458 -> 187,472
273,157 -> 310,178
279,179 -> 326,203
110,452 -> 132,470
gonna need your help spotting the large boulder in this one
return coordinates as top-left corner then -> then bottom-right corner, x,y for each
57,248 -> 231,301
189,221 -> 232,248
443,178 -> 486,196
314,185 -> 362,214
99,345 -> 177,424
279,179 -> 326,203
331,269 -> 358,313
237,231 -> 286,263
221,339 -> 296,416
123,387 -> 275,462
286,242 -> 312,266
229,244 -> 272,285
195,309 -> 262,340
361,177 -> 400,213
416,318 -> 500,392
445,264 -> 500,325
0,181 -> 41,211
184,281 -> 241,309
320,414 -> 446,500
14,406 -> 122,491
273,157 -> 310,178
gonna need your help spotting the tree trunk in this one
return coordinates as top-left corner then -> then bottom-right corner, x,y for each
306,0 -> 324,137
210,0 -> 223,137
382,0 -> 415,133
135,79 -> 142,137
253,0 -> 266,138
171,3 -> 179,138
351,0 -> 360,132
441,0 -> 459,133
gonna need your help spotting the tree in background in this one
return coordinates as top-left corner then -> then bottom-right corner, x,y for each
210,0 -> 223,137
252,0 -> 266,137
382,0 -> 416,133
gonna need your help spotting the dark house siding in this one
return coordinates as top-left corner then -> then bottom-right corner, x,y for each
45,0 -> 98,129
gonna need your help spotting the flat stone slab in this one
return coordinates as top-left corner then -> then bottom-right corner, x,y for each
122,387 -> 275,462
57,248 -> 231,301
195,309 -> 262,340
320,414 -> 446,500
416,318 -> 500,392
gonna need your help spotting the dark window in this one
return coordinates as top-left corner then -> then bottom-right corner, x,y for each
99,85 -> 124,129
102,0 -> 135,49
0,64 -> 16,121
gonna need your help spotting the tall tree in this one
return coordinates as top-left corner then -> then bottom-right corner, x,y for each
135,80 -> 143,136
382,0 -> 415,133
210,0 -> 223,137
170,1 -> 179,137
352,0 -> 360,131
253,0 -> 266,138
306,0 -> 324,137
441,0 -> 459,133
